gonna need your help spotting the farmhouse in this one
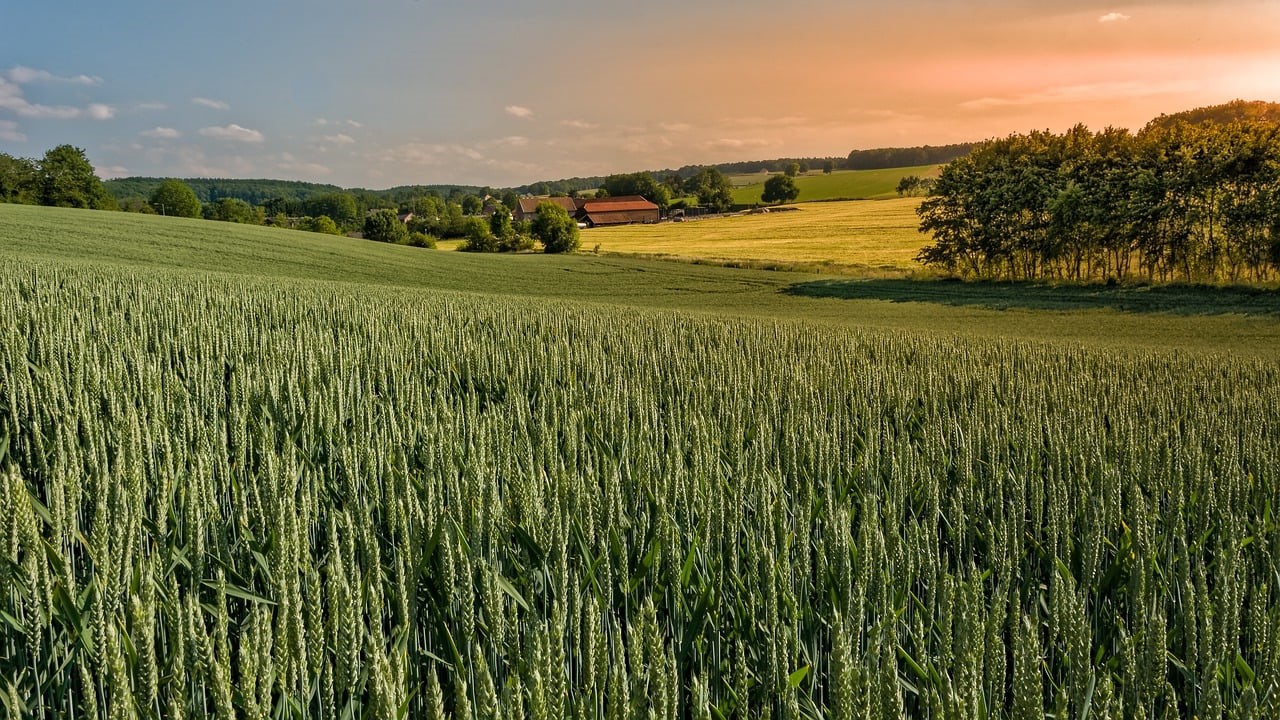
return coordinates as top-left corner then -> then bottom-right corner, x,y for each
577,196 -> 660,227
514,196 -> 578,222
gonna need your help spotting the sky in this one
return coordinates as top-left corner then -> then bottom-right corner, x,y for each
2,0 -> 1279,188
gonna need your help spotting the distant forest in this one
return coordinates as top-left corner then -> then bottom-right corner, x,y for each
102,143 -> 977,205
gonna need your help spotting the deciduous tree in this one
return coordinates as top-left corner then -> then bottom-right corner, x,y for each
149,179 -> 203,218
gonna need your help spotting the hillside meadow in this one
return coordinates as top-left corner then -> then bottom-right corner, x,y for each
584,198 -> 926,275
3,200 -> 1280,718
727,165 -> 942,204
2,203 -> 1279,356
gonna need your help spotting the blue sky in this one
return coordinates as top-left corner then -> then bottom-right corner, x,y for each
3,0 -> 1278,188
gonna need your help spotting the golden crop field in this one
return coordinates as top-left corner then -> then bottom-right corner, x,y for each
583,198 -> 928,275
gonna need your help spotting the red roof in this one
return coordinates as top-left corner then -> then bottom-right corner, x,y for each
517,196 -> 578,214
581,196 -> 658,213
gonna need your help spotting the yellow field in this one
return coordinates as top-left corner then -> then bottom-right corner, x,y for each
582,197 -> 928,275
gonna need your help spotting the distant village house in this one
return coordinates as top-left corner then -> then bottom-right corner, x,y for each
514,195 -> 660,227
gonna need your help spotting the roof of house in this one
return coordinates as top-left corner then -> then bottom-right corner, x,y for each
585,210 -> 660,225
517,196 -> 579,214
580,196 -> 659,213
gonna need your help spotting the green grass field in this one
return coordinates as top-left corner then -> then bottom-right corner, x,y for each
2,203 -> 1279,356
727,164 -> 942,204
587,198 -> 927,274
3,202 -> 1279,718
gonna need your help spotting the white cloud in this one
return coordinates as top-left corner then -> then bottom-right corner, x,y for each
0,77 -> 82,119
199,123 -> 265,143
7,66 -> 101,86
0,120 -> 25,142
140,126 -> 181,139
491,135 -> 528,147
136,101 -> 168,111
505,105 -> 534,119
315,117 -> 363,128
276,152 -> 331,177
192,97 -> 230,110
321,133 -> 355,145
87,103 -> 115,120
94,164 -> 130,179
1099,12 -> 1131,23
659,122 -> 692,132
562,119 -> 598,130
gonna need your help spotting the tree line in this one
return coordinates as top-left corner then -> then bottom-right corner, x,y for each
916,120 -> 1280,282
0,145 -> 115,210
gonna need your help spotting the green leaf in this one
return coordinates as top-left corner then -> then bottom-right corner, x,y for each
787,665 -> 810,689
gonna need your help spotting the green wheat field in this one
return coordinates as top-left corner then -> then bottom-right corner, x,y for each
3,204 -> 1280,718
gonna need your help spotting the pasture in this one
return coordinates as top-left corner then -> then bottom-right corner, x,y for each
727,164 -> 942,204
3,203 -> 1280,356
587,198 -> 927,275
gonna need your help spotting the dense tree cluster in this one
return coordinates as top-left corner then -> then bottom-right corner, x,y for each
846,144 -> 978,171
1,145 -> 114,210
761,174 -> 799,205
917,121 -> 1280,282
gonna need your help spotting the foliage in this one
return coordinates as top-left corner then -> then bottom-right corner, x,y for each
0,152 -> 39,204
363,209 -> 409,244
784,162 -> 801,177
846,143 -> 979,171
302,215 -> 341,235
917,121 -> 1280,282
38,145 -> 114,210
2,257 -> 1278,719
600,172 -> 671,212
149,179 -> 203,218
822,160 -> 836,174
457,217 -> 497,252
408,231 -> 438,249
461,194 -> 483,215
1145,99 -> 1280,132
306,192 -> 360,228
531,201 -> 580,253
894,175 -> 934,197
686,167 -> 735,212
761,174 -> 800,205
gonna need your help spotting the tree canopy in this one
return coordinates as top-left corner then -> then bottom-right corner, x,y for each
761,174 -> 799,205
362,209 -> 409,244
531,201 -> 580,253
149,179 -> 203,218
917,121 -> 1280,283
600,173 -> 670,212
39,145 -> 114,210
686,168 -> 734,212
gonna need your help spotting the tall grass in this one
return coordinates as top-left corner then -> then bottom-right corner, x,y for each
2,259 -> 1278,718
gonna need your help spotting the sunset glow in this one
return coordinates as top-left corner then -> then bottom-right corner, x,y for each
2,0 -> 1277,186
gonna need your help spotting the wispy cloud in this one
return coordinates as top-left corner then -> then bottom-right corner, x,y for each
315,117 -> 362,128
960,80 -> 1189,110
6,66 -> 101,86
94,164 -> 130,179
87,103 -> 115,120
1099,12 -> 1131,23
321,133 -> 355,145
0,120 -> 25,142
140,126 -> 181,139
562,119 -> 598,130
505,105 -> 534,119
136,101 -> 168,111
0,77 -> 82,119
659,122 -> 692,132
198,123 -> 265,143
192,97 -> 230,110
276,153 -> 331,177
705,137 -> 772,150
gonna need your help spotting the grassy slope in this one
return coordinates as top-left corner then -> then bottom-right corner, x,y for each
727,164 -> 942,204
586,198 -> 926,274
3,203 -> 1279,356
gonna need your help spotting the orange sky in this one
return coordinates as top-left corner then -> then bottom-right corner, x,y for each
5,0 -> 1279,185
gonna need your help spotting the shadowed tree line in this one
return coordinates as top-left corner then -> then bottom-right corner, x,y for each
917,119 -> 1280,283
